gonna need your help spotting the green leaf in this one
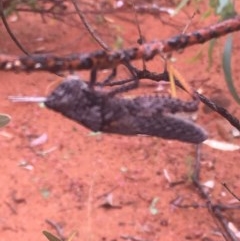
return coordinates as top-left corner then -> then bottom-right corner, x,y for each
217,0 -> 229,14
114,36 -> 124,49
188,49 -> 203,63
0,114 -> 11,128
201,8 -> 213,19
222,34 -> 240,104
209,0 -> 236,19
208,38 -> 217,70
173,0 -> 190,16
219,2 -> 236,20
43,231 -> 62,241
40,188 -> 51,199
209,0 -> 219,9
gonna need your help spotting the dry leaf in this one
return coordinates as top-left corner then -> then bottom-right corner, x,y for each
30,133 -> 48,147
203,139 -> 240,151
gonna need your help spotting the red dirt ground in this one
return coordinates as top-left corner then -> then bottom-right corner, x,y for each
0,3 -> 240,241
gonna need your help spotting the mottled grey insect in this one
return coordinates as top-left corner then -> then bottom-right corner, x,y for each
9,76 -> 208,144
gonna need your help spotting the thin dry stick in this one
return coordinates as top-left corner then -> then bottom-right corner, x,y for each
87,167 -> 95,241
197,93 -> 240,131
130,0 -> 146,70
182,11 -> 196,34
2,15 -> 240,72
71,0 -> 110,51
222,183 -> 240,202
45,219 -> 66,240
0,0 -> 30,55
192,145 -> 238,241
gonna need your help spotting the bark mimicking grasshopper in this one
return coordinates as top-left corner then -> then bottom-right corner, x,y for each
9,76 -> 208,144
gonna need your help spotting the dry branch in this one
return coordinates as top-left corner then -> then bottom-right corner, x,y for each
1,16 -> 240,72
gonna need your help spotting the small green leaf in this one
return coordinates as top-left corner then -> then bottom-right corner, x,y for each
209,0 -> 219,9
217,0 -> 229,14
0,114 -> 11,128
188,49 -> 203,63
95,14 -> 105,24
222,34 -> 240,104
173,0 -> 190,16
43,231 -> 62,241
208,38 -> 217,70
201,8 -> 213,19
40,188 -> 51,199
114,36 -> 124,49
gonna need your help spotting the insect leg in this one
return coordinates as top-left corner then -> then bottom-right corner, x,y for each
100,67 -> 117,86
89,68 -> 97,88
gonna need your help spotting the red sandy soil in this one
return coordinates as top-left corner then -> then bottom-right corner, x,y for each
0,2 -> 240,241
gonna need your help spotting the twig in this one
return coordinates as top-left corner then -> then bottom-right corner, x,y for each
197,93 -> 240,131
130,0 -> 146,70
1,16 -> 240,72
120,235 -> 149,241
0,0 -> 30,55
191,145 -> 239,241
222,183 -> 240,202
71,0 -> 110,51
45,219 -> 65,241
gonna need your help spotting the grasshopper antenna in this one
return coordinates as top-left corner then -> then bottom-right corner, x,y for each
8,96 -> 47,103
